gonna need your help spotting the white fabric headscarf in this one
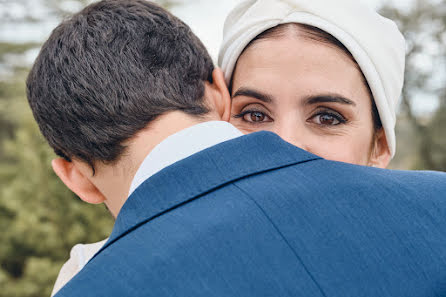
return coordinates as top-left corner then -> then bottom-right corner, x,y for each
218,0 -> 406,157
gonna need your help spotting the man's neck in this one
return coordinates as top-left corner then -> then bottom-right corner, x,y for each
96,111 -> 214,217
128,120 -> 243,196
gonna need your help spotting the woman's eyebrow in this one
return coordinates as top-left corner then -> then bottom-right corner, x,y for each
232,87 -> 273,103
305,95 -> 356,106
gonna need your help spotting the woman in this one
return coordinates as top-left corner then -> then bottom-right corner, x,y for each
219,0 -> 406,168
52,0 -> 406,294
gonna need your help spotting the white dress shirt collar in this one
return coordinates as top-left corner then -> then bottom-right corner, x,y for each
128,121 -> 243,196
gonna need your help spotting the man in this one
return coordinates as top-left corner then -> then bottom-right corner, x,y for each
27,1 -> 446,296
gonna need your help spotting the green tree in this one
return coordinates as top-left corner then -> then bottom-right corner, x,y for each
0,1 -> 180,296
0,51 -> 114,297
381,0 -> 446,171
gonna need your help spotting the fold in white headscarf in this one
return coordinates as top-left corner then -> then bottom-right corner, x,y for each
218,0 -> 406,157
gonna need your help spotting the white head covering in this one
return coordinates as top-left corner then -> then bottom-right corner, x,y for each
218,0 -> 406,157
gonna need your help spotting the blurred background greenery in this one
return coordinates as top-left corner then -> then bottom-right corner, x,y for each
0,0 -> 444,296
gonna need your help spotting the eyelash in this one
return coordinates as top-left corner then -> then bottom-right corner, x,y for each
309,108 -> 348,125
234,107 -> 348,126
233,109 -> 272,121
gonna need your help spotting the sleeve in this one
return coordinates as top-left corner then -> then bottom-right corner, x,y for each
51,238 -> 108,296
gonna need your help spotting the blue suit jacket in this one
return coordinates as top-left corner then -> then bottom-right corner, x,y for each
56,132 -> 446,297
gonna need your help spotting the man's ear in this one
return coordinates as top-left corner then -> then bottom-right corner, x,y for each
52,158 -> 106,204
369,129 -> 391,168
206,68 -> 231,122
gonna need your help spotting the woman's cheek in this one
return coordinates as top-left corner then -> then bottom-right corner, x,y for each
229,118 -> 265,134
316,141 -> 370,165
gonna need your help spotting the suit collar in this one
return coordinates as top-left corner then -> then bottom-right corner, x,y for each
94,132 -> 321,258
128,121 -> 243,196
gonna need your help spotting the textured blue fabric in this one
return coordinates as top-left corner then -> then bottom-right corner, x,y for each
55,131 -> 446,297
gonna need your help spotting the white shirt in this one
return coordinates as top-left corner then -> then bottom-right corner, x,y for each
51,121 -> 243,296
128,121 -> 243,196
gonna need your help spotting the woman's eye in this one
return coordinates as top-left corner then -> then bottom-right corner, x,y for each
246,111 -> 267,122
234,110 -> 272,123
310,112 -> 347,126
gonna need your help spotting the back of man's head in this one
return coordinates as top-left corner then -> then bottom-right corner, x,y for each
27,0 -> 214,169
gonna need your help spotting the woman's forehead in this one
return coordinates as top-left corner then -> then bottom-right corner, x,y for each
232,37 -> 371,107
236,37 -> 361,83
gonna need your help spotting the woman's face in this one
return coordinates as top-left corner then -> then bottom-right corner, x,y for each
230,35 -> 390,167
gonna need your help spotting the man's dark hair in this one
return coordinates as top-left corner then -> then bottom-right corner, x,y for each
27,0 -> 214,169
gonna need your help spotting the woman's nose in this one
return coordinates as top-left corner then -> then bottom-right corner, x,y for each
272,122 -> 309,151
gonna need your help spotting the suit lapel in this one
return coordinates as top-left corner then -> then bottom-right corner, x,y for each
93,131 -> 321,258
